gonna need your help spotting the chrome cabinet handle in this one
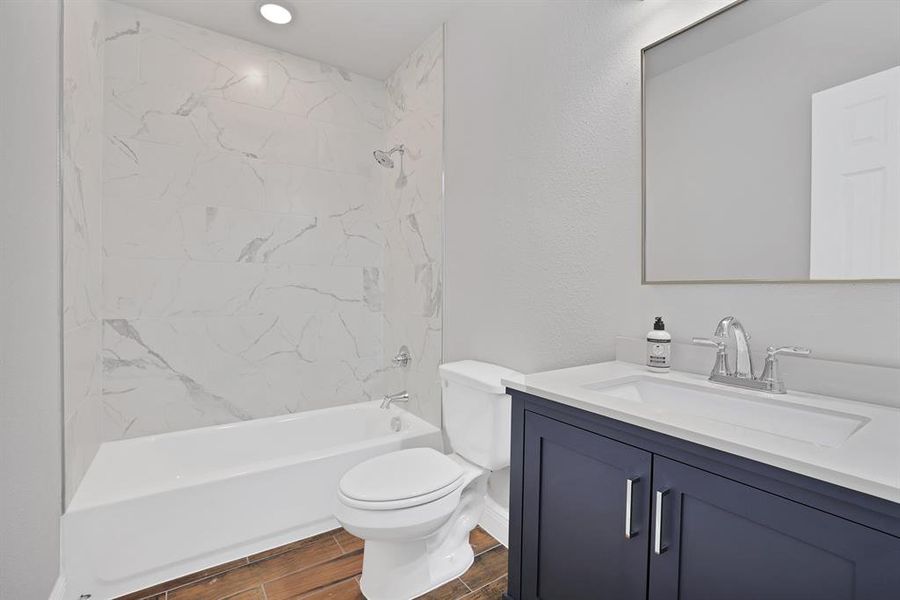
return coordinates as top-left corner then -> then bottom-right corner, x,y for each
625,477 -> 639,539
654,489 -> 669,555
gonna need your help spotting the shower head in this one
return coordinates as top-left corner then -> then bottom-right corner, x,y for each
373,150 -> 394,168
373,144 -> 405,168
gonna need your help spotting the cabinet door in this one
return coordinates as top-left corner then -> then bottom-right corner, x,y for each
521,411 -> 652,600
649,456 -> 900,600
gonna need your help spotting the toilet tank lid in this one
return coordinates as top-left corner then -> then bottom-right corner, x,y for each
439,360 -> 523,394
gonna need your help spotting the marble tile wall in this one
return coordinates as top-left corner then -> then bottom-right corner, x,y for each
61,2 -> 444,495
63,0 -> 105,503
380,29 -> 445,427
99,2 -> 389,440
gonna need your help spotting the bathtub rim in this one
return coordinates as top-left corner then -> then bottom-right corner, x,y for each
67,401 -> 440,512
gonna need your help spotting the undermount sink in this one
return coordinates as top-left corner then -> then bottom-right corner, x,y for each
583,377 -> 870,448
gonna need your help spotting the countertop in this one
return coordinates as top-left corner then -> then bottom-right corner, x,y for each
503,361 -> 900,504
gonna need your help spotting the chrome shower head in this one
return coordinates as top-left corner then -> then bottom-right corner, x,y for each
373,149 -> 394,168
373,144 -> 404,168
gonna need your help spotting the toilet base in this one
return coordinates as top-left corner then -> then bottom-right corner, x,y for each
359,536 -> 474,600
357,464 -> 488,600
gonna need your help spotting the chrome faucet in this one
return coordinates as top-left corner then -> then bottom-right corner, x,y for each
714,316 -> 753,379
380,391 -> 410,409
693,316 -> 811,393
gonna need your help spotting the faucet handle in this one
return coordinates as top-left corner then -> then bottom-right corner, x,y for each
759,346 -> 811,393
692,337 -> 730,377
766,345 -> 811,358
692,337 -> 725,350
392,345 -> 411,368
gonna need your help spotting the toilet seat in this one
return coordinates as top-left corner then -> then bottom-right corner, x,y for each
339,448 -> 465,510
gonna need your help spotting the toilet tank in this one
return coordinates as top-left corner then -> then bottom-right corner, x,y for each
439,360 -> 523,471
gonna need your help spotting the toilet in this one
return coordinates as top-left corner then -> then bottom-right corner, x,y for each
334,360 -> 521,600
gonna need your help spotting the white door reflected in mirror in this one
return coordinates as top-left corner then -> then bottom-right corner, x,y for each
810,66 -> 900,280
643,0 -> 900,283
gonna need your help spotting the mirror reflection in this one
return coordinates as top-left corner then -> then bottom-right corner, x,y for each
643,0 -> 900,282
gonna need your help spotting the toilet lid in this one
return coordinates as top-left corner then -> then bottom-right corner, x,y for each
339,448 -> 465,505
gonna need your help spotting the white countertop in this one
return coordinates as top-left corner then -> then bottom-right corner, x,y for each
503,361 -> 900,504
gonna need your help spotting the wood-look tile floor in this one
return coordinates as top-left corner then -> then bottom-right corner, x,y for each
118,527 -> 507,600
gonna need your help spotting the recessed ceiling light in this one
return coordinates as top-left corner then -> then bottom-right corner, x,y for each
260,3 -> 292,25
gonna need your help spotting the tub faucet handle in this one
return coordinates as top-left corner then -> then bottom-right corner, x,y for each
392,345 -> 411,368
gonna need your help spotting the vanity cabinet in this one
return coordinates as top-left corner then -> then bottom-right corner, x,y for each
522,412 -> 651,599
649,456 -> 900,600
506,392 -> 900,600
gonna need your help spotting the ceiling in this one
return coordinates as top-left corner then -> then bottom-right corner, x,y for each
117,0 -> 465,80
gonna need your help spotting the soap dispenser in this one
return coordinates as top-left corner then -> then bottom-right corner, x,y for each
647,316 -> 671,373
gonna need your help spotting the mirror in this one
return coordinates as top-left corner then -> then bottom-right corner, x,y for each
642,0 -> 900,283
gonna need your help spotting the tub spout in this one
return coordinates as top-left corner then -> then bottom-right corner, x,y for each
380,391 -> 409,409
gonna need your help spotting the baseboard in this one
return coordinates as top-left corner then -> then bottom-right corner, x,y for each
48,574 -> 66,600
478,496 -> 509,547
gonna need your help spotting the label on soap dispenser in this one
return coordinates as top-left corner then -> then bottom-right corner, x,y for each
647,338 -> 671,370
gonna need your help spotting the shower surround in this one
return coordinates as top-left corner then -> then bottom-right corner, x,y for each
101,1 -> 387,439
63,0 -> 104,501
381,30 -> 445,427
61,0 -> 443,499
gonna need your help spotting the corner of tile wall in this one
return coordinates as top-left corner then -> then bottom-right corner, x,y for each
380,27 -> 445,428
62,0 -> 104,504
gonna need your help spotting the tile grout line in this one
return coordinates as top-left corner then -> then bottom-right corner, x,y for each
213,582 -> 260,600
460,573 -> 507,599
473,542 -> 500,557
261,548 -> 364,591
136,556 -> 252,600
456,544 -> 505,597
248,532 -> 343,565
149,533 -> 347,600
332,533 -> 347,554
296,575 -> 360,600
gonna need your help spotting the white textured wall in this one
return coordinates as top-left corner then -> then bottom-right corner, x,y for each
0,0 -> 63,597
444,0 -> 900,374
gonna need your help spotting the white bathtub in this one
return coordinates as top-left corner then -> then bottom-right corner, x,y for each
59,401 -> 442,600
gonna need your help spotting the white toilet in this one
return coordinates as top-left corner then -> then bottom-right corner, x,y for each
334,360 -> 521,600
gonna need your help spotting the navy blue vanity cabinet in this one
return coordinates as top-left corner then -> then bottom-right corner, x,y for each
521,412 -> 652,599
649,456 -> 900,600
505,391 -> 900,600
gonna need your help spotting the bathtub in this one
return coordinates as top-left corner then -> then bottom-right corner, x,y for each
59,401 -> 442,600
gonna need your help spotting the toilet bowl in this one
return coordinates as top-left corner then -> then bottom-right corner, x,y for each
334,360 -> 522,600
335,449 -> 488,599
